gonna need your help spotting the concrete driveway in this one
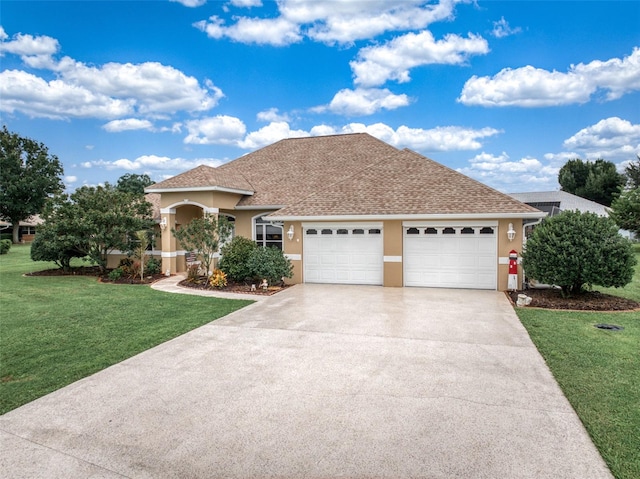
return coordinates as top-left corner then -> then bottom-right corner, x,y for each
0,284 -> 612,478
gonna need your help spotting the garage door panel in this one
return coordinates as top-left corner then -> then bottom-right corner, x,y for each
404,226 -> 497,290
304,226 -> 383,285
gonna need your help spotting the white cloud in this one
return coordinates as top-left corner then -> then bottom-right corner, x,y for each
184,115 -> 247,145
491,17 -> 521,39
197,0 -> 465,46
561,117 -> 640,161
257,107 -> 290,122
459,47 -> 640,107
304,122 -> 500,152
0,29 -> 224,120
65,176 -> 77,183
103,118 -> 154,132
170,0 -> 207,7
81,162 -> 92,168
0,70 -> 134,119
317,88 -> 411,116
459,152 -> 560,192
238,121 -> 309,149
194,15 -> 302,46
0,30 -> 59,57
91,155 -> 224,171
231,0 -> 262,6
351,31 -> 489,87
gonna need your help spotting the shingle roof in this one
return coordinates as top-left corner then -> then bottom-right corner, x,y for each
146,133 -> 541,218
271,149 -> 541,217
145,193 -> 161,221
147,165 -> 254,193
217,133 -> 402,207
508,191 -> 609,216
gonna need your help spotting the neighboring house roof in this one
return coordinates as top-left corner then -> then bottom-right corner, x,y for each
145,133 -> 543,219
509,191 -> 609,216
0,215 -> 44,228
271,149 -> 542,219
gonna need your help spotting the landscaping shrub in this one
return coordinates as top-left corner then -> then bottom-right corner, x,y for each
0,239 -> 11,255
108,268 -> 124,281
185,263 -> 200,283
146,257 -> 161,275
209,269 -> 227,289
118,258 -> 135,277
522,210 -> 636,296
219,236 -> 259,282
246,246 -> 293,285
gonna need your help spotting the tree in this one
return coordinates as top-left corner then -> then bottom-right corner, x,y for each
609,188 -> 640,236
0,126 -> 64,243
172,214 -> 232,276
116,173 -> 155,196
624,154 -> 640,189
558,158 -> 625,207
33,185 -> 153,272
133,230 -> 150,280
218,236 -> 259,282
522,210 -> 636,296
245,246 -> 293,285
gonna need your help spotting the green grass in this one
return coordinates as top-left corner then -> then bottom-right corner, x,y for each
0,245 -> 253,414
517,250 -> 640,479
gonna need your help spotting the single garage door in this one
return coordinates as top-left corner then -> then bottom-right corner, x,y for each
404,225 -> 497,289
304,225 -> 383,285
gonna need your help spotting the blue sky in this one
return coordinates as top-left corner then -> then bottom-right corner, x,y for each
1,0 -> 639,194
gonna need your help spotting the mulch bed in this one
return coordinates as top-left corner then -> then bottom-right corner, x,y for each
26,267 -> 167,285
178,278 -> 289,296
508,288 -> 640,311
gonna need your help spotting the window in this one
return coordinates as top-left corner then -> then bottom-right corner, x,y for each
461,227 -> 475,234
254,216 -> 283,250
425,227 -> 438,235
407,227 -> 419,235
368,229 -> 381,235
306,229 -> 318,235
337,229 -> 348,235
321,229 -> 333,235
480,227 -> 495,235
352,229 -> 364,235
443,227 -> 456,234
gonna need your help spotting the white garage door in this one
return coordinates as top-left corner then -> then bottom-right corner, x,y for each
404,225 -> 497,289
304,225 -> 383,285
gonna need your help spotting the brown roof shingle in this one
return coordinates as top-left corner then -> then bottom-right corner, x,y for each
270,149 -> 541,217
147,165 -> 254,193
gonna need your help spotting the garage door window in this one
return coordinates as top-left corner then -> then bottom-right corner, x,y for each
480,227 -> 495,234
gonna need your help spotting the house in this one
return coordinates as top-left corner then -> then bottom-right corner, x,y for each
508,190 -> 609,217
0,215 -> 43,243
508,190 -> 633,239
145,133 -> 544,290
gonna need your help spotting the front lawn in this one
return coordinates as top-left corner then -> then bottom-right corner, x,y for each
517,249 -> 640,479
0,245 -> 253,414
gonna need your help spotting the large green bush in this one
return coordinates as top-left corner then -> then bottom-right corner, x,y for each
522,210 -> 636,296
246,246 -> 293,285
0,239 -> 11,255
218,236 -> 259,282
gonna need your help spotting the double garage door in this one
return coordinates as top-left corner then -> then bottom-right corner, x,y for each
303,223 -> 497,289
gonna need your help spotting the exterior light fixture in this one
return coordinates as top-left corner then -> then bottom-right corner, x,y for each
287,225 -> 295,241
160,217 -> 168,231
507,223 -> 516,242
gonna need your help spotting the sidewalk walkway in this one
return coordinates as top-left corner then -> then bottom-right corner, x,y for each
151,274 -> 269,301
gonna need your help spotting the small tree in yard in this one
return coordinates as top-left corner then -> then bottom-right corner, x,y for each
172,214 -> 232,276
133,230 -> 150,280
31,185 -> 153,272
522,210 -> 636,297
